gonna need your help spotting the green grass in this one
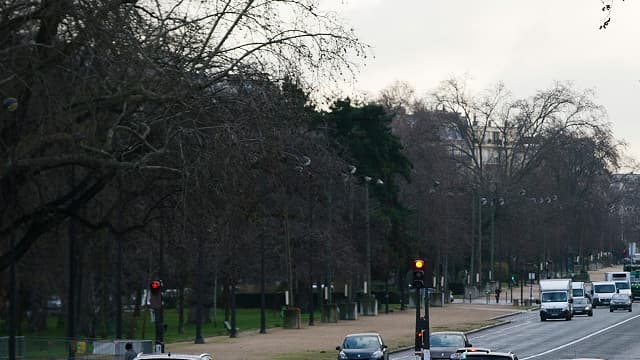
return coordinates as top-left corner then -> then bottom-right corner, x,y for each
0,307 -> 317,343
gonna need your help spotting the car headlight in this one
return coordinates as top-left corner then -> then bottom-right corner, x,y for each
371,350 -> 383,359
339,351 -> 347,359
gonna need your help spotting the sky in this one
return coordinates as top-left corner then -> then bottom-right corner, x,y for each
319,0 -> 640,169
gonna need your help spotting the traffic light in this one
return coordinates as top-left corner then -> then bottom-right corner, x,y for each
510,274 -> 516,284
412,259 -> 425,289
150,280 -> 163,309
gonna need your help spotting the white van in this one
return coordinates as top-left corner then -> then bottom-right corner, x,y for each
591,281 -> 617,308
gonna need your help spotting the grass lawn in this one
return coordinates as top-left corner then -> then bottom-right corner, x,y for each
0,307 -> 317,343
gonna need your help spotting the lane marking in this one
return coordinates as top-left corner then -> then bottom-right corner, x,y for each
472,321 -> 534,339
521,314 -> 640,359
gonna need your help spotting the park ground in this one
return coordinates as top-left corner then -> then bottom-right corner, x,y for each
166,265 -> 620,360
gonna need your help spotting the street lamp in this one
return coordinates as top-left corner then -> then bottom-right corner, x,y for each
3,96 -> 18,360
297,157 -> 316,325
363,175 -> 383,314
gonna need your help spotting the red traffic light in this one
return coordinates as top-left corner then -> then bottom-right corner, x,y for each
150,280 -> 162,291
413,259 -> 425,270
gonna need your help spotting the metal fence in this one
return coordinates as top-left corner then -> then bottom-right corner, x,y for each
0,337 -> 153,360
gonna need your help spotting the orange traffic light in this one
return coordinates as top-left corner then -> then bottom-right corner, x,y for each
412,259 -> 425,289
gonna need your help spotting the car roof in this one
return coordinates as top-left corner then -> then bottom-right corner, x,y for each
455,347 -> 491,353
345,332 -> 381,337
464,351 -> 516,358
134,353 -> 213,360
431,331 -> 466,335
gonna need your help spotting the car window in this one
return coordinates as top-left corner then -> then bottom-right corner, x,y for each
344,335 -> 380,349
615,282 -> 630,289
594,284 -> 616,293
430,334 -> 466,347
574,298 -> 587,304
541,292 -> 567,302
612,294 -> 628,300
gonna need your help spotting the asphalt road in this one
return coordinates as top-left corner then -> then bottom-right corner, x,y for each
391,302 -> 640,360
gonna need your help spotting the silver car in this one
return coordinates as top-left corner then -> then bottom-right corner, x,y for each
572,297 -> 593,316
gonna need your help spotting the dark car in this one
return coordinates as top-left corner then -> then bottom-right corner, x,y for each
609,293 -> 632,312
429,331 -> 472,360
572,297 -> 593,316
336,332 -> 388,360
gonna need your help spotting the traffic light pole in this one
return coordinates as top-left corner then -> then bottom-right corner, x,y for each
414,288 -> 421,353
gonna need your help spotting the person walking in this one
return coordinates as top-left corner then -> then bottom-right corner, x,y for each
124,343 -> 137,360
494,288 -> 502,304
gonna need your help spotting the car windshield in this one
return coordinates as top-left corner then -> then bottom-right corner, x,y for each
612,294 -> 628,301
430,334 -> 466,347
571,289 -> 584,297
616,282 -> 630,289
594,284 -> 616,293
574,298 -> 588,305
343,335 -> 380,349
541,292 -> 567,302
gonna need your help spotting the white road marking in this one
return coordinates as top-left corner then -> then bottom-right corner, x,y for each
521,314 -> 640,359
471,321 -> 534,339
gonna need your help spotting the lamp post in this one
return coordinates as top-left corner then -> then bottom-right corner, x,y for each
487,193 -> 504,282
342,165 -> 357,303
363,176 -> 383,310
4,96 -> 18,360
296,156 -> 315,325
364,176 -> 372,299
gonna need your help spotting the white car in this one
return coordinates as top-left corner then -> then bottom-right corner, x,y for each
134,353 -> 213,360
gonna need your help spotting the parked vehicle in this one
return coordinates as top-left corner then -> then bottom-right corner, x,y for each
572,297 -> 593,316
591,281 -> 617,307
336,332 -> 388,360
609,293 -> 632,312
539,279 -> 573,321
429,331 -> 472,360
604,271 -> 632,299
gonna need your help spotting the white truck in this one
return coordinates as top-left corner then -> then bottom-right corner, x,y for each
591,281 -> 617,307
539,279 -> 573,321
571,281 -> 587,299
604,271 -> 632,299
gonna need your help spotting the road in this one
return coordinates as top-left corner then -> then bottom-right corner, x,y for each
391,302 -> 640,360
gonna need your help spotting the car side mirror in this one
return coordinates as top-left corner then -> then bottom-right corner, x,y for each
569,298 -> 573,304
336,346 -> 341,351
382,345 -> 388,350
466,342 -> 473,347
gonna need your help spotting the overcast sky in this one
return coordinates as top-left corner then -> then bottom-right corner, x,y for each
319,0 -> 640,169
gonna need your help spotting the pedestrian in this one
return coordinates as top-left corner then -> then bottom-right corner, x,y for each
124,343 -> 136,360
494,288 -> 501,304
